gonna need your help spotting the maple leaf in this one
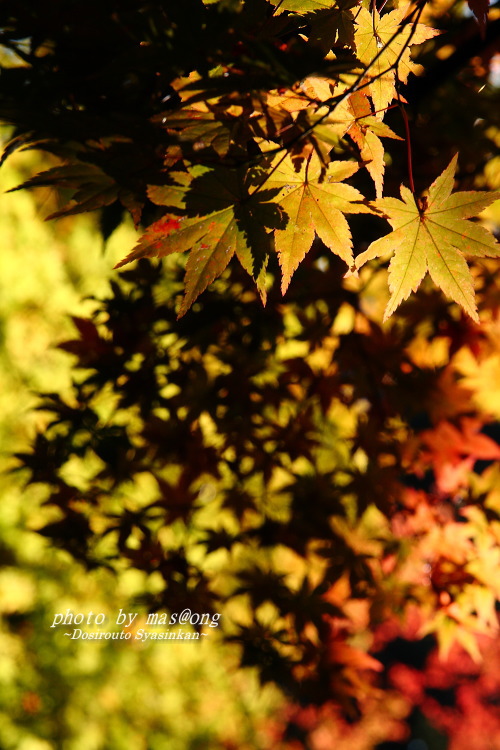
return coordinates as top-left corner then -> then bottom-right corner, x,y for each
115,165 -> 284,316
8,163 -> 120,218
307,96 -> 357,147
264,151 -> 371,292
8,162 -> 145,224
154,97 -> 254,159
453,348 -> 500,419
347,90 -> 402,198
308,1 -> 358,51
308,92 -> 401,196
419,417 -> 500,494
467,0 -> 489,35
354,8 -> 439,114
156,109 -> 234,158
268,0 -> 337,14
350,118 -> 402,199
354,155 -> 500,322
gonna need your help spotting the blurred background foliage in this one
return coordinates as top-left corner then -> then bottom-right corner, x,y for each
0,145 -> 282,750
3,137 -> 500,750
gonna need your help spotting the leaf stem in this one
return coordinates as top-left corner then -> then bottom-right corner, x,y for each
270,0 -> 286,14
397,92 -> 415,195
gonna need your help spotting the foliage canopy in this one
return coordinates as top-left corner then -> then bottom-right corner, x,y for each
2,0 -> 499,316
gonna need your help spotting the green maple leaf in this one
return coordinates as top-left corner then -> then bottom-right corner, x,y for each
354,155 -> 500,322
264,152 -> 370,292
9,164 -> 119,218
115,165 -> 284,317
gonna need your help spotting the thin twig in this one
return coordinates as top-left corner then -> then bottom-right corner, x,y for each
248,0 -> 427,195
397,89 -> 416,194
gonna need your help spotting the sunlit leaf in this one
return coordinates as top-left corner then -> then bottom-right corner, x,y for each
264,151 -> 370,291
116,166 -> 284,314
267,0 -> 337,14
355,155 -> 500,321
354,8 -> 439,114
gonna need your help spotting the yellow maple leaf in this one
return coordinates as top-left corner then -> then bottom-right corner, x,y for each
354,8 -> 439,114
355,155 -> 500,321
453,348 -> 500,418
